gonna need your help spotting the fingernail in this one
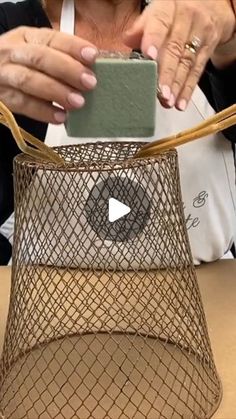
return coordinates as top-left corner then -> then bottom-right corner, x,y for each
81,73 -> 97,89
54,111 -> 67,123
167,93 -> 175,108
178,99 -> 187,111
68,92 -> 85,108
81,47 -> 98,63
147,45 -> 158,61
160,85 -> 171,101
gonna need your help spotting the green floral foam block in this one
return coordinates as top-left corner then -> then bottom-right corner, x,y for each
66,56 -> 157,138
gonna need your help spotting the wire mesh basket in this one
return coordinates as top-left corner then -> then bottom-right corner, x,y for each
0,142 -> 221,419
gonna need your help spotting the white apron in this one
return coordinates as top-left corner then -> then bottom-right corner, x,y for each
2,0 -> 235,266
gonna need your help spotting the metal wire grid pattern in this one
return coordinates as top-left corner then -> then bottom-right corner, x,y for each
0,143 -> 221,418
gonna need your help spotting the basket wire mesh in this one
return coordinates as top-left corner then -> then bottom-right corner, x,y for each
0,142 -> 221,419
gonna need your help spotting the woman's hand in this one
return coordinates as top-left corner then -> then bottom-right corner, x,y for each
124,0 -> 235,110
0,26 -> 98,123
211,0 -> 236,69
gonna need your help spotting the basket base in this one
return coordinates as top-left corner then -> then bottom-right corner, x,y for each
0,333 -> 220,419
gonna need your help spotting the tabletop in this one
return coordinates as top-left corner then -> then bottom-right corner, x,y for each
0,260 -> 236,418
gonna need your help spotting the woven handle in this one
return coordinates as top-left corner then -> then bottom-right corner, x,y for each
0,101 -> 63,164
1,100 -> 235,163
135,104 -> 236,158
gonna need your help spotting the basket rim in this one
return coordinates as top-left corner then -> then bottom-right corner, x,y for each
14,142 -> 177,173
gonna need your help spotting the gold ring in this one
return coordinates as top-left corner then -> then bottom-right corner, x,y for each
185,36 -> 202,54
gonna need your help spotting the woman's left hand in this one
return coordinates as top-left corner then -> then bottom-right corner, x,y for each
124,0 -> 235,110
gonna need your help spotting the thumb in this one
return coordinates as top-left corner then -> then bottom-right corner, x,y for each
123,14 -> 145,49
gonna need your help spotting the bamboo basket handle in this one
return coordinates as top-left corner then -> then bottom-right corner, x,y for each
0,101 -> 64,164
135,104 -> 236,158
1,100 -> 235,163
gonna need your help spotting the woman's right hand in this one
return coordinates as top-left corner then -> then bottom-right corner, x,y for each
0,26 -> 98,123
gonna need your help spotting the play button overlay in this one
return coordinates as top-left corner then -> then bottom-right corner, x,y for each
84,176 -> 151,242
109,198 -> 130,222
